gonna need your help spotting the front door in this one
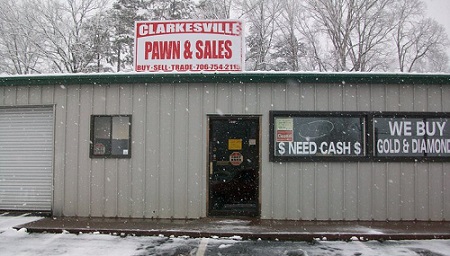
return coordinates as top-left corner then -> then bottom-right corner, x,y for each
208,116 -> 260,217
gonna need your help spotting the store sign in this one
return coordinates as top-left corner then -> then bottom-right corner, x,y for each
134,20 -> 244,72
373,116 -> 450,157
271,112 -> 366,161
270,111 -> 450,162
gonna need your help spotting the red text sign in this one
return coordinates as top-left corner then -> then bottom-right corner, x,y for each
135,20 -> 244,72
276,130 -> 293,142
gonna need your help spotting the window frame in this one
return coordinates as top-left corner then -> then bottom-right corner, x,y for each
370,112 -> 450,162
90,115 -> 132,158
269,111 -> 368,162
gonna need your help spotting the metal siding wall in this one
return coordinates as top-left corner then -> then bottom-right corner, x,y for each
258,84 -> 274,219
329,85 -> 345,220
131,84 -> 146,217
2,80 -> 449,221
104,85 -> 119,217
159,85 -> 174,218
53,86 -> 66,216
272,83 -> 288,220
444,87 -> 450,220
384,85 -> 402,220
118,85 -> 133,217
173,84 -> 188,218
90,85 -> 106,217
445,163 -> 450,220
297,84 -> 315,219
286,82 -> 301,220
187,85 -> 203,218
78,85 -> 93,217
344,163 -> 358,220
146,84 -> 161,218
61,83 -> 450,220
64,86 -> 80,215
262,82 -> 450,221
387,163 -> 402,220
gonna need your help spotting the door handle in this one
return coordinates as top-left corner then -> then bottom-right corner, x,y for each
210,162 -> 213,175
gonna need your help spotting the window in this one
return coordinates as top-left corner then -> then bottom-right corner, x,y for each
270,111 -> 450,162
270,111 -> 367,162
90,115 -> 131,158
372,113 -> 450,161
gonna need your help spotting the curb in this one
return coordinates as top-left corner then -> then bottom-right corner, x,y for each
15,226 -> 450,242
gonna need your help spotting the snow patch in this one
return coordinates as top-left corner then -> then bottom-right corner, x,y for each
218,243 -> 233,249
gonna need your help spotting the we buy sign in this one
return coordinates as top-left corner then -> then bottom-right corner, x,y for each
134,20 -> 244,72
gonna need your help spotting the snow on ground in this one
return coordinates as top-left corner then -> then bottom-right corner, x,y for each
1,213 -> 450,256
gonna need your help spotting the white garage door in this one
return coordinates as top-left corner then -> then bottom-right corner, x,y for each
0,107 -> 54,211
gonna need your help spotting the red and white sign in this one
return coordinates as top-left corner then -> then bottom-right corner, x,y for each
134,20 -> 244,72
229,152 -> 244,166
276,130 -> 293,142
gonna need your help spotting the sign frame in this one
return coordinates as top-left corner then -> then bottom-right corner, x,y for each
270,111 -> 450,163
134,20 -> 245,72
370,112 -> 450,162
269,111 -> 368,162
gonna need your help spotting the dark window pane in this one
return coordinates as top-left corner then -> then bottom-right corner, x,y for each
274,116 -> 365,158
93,117 -> 111,156
94,117 -> 111,139
374,117 -> 450,157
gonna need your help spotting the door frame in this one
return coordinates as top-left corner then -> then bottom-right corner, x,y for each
206,114 -> 262,218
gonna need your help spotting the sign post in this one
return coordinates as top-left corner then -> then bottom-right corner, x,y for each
135,20 -> 244,72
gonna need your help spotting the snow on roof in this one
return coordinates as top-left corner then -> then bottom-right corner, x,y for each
0,71 -> 449,86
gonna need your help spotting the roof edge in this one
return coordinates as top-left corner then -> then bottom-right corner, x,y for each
1,72 -> 449,86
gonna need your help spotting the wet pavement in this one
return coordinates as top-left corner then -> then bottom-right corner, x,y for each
14,216 -> 450,241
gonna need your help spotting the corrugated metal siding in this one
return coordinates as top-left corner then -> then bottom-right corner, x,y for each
0,107 -> 53,211
261,83 -> 449,221
0,81 -> 449,220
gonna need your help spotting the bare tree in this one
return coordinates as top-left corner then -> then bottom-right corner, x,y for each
242,0 -> 282,70
0,0 -> 42,74
406,19 -> 448,72
302,0 -> 356,71
83,12 -> 113,72
196,0 -> 235,19
1,0 -> 448,73
302,0 -> 396,72
30,0 -> 109,73
392,0 -> 449,72
347,0 -> 395,71
272,0 -> 302,71
415,46 -> 450,73
151,0 -> 196,20
107,0 -> 150,72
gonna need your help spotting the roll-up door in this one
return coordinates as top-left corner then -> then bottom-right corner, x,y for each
0,107 -> 54,211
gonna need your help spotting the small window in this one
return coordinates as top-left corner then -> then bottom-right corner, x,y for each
90,115 -> 131,158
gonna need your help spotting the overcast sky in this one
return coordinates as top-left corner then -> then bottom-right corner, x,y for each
425,0 -> 450,38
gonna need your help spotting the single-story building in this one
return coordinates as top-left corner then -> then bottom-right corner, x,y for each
0,72 -> 449,221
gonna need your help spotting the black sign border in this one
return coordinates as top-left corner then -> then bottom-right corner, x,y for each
270,111 -> 450,162
269,111 -> 369,162
370,112 -> 450,162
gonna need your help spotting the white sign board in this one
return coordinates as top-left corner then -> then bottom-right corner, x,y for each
134,20 -> 244,72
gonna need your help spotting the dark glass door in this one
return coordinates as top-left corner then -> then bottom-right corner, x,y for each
208,116 -> 260,217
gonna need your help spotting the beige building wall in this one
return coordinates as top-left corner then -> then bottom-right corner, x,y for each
0,74 -> 449,220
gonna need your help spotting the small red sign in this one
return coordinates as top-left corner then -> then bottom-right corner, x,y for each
229,152 -> 244,166
276,130 -> 293,142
